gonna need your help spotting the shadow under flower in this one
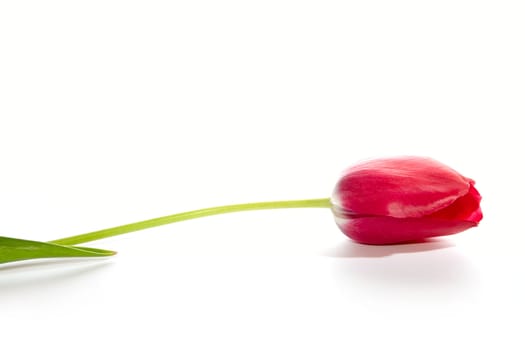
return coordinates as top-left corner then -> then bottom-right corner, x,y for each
324,238 -> 481,305
322,238 -> 455,258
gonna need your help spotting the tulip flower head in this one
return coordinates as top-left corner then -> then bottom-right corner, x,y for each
331,157 -> 483,244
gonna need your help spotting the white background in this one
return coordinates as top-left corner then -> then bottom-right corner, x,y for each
1,1 -> 524,349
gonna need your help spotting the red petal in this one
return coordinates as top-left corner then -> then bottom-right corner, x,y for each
334,214 -> 477,245
426,183 -> 483,223
332,157 -> 471,218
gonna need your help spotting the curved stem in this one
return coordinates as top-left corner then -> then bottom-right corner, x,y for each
50,198 -> 332,246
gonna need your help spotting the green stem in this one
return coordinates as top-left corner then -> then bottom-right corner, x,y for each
50,198 -> 332,246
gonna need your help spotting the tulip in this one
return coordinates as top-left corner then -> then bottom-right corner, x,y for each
331,157 -> 483,244
2,156 -> 482,265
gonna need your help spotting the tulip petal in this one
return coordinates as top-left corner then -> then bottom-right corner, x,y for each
427,183 -> 483,223
333,157 -> 471,218
334,215 -> 477,245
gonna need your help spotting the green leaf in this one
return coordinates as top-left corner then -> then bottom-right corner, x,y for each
0,236 -> 116,265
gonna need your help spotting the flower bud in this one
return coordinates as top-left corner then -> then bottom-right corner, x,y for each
331,157 -> 482,244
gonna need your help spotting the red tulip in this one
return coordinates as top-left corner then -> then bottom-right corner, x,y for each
331,157 -> 483,244
1,155 -> 483,266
